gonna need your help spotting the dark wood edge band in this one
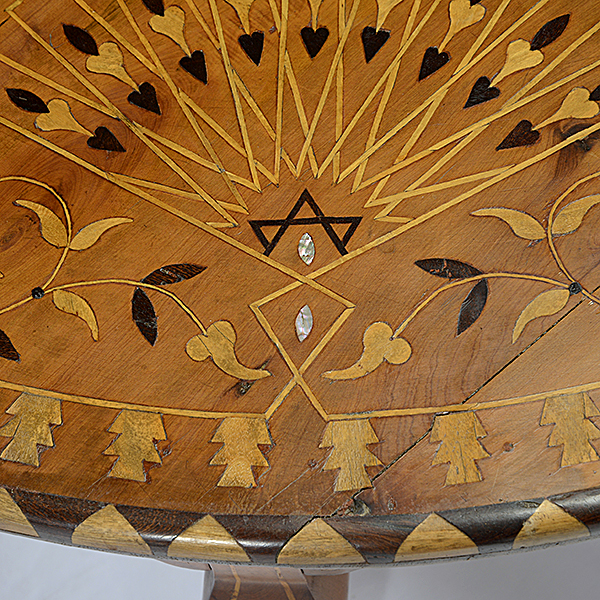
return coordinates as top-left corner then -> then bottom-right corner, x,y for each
1,485 -> 599,567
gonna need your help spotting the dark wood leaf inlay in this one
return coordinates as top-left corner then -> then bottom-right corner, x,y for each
496,120 -> 540,150
239,32 -> 264,66
361,27 -> 390,63
141,264 -> 206,286
62,24 -> 99,56
87,127 -> 125,152
132,287 -> 158,346
457,279 -> 488,335
415,258 -> 482,279
6,89 -> 49,113
418,46 -> 450,80
0,329 -> 20,362
128,82 -> 161,115
301,26 -> 329,59
179,50 -> 208,84
464,77 -> 500,108
530,15 -> 570,52
142,0 -> 165,16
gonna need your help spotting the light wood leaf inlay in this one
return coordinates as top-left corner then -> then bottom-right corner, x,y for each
53,290 -> 99,341
34,98 -> 90,135
538,87 -> 600,129
512,288 -> 570,343
440,0 -> 486,52
471,208 -> 545,240
70,217 -> 133,250
493,39 -> 544,85
15,199 -> 67,247
86,42 -> 137,88
149,6 -> 191,55
552,195 -> 600,235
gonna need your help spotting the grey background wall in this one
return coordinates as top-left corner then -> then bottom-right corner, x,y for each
1,531 -> 599,599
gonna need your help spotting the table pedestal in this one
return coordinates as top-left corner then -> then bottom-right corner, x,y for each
204,565 -> 349,600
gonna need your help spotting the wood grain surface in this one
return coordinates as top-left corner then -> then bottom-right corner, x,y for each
0,0 -> 600,570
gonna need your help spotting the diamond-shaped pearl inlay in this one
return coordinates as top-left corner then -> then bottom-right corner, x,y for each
295,305 -> 313,342
298,233 -> 315,265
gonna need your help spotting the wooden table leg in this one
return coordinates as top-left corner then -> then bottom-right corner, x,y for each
205,564 -> 349,600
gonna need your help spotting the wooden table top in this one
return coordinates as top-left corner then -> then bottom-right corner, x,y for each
0,0 -> 599,569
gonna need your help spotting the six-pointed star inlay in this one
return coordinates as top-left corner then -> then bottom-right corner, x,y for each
249,189 -> 362,257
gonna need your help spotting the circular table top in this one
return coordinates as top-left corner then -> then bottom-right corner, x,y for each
0,0 -> 599,568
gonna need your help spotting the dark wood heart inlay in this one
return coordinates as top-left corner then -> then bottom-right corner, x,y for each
239,32 -> 264,66
180,50 -> 208,83
464,76 -> 501,108
419,46 -> 450,80
361,26 -> 390,63
87,126 -> 125,152
301,26 -> 329,59
496,120 -> 540,150
128,82 -> 161,115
